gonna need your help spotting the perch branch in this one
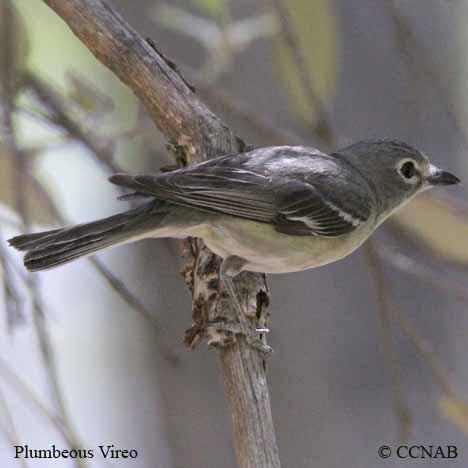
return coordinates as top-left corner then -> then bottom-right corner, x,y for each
42,1 -> 279,467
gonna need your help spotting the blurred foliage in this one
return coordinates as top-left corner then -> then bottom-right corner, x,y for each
440,396 -> 468,437
0,0 -> 146,225
272,0 -> 338,127
392,195 -> 468,266
13,0 -> 137,132
65,70 -> 115,117
191,0 -> 228,20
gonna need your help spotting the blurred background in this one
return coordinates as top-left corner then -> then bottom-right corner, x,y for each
1,0 -> 468,467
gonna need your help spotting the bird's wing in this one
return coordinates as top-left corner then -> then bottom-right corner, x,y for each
109,147 -> 372,237
272,180 -> 368,236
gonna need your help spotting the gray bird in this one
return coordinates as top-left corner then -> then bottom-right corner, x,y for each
8,139 -> 460,351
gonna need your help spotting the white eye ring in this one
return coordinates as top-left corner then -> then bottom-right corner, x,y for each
397,159 -> 419,183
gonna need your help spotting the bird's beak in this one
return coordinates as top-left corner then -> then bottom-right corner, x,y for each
426,165 -> 460,186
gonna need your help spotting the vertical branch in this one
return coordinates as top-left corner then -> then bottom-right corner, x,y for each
219,348 -> 280,468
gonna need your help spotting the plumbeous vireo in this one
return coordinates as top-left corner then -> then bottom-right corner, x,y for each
8,140 -> 460,350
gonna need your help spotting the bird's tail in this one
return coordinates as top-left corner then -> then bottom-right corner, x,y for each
8,201 -> 169,272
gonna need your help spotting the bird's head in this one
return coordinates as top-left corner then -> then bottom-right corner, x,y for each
334,139 -> 460,220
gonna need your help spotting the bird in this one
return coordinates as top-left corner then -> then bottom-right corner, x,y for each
7,139 -> 460,351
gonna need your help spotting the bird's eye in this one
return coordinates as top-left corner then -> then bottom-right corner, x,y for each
400,161 -> 416,179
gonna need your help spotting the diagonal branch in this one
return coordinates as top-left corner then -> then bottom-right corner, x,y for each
41,1 -> 279,467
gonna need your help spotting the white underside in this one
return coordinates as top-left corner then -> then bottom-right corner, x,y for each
150,212 -> 377,274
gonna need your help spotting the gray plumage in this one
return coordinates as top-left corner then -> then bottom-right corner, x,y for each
108,146 -> 372,237
8,139 -> 460,274
9,201 -> 170,271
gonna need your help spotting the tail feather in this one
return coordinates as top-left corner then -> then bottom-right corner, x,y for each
8,227 -> 66,251
8,201 -> 168,272
24,235 -> 122,271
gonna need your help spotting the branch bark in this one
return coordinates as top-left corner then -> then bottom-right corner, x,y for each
42,1 -> 280,467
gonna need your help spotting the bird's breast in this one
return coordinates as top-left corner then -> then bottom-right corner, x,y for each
198,216 -> 375,274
